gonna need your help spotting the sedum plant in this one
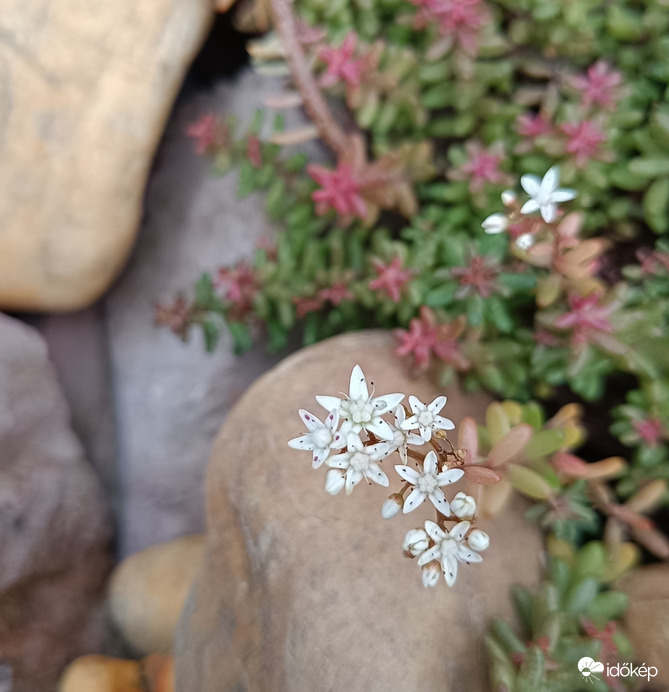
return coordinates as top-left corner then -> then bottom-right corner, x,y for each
158,0 -> 669,687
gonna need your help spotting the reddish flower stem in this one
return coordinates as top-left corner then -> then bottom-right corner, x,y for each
269,0 -> 351,155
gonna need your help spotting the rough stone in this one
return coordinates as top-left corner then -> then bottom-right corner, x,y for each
108,535 -> 205,656
174,330 -> 544,691
620,564 -> 669,687
0,314 -> 111,691
104,69 -> 306,557
0,0 -> 213,311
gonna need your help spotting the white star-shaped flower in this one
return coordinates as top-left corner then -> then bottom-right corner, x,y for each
316,364 -> 404,441
326,432 -> 391,495
288,409 -> 348,468
520,166 -> 577,223
401,395 -> 455,442
395,450 -> 463,515
387,405 -> 424,463
418,520 -> 483,587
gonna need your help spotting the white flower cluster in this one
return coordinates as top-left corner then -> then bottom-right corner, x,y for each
482,166 -> 578,248
288,364 -> 489,588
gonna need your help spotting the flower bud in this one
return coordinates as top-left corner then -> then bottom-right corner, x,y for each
468,529 -> 490,552
451,491 -> 477,519
381,494 -> 403,519
481,213 -> 509,235
325,469 -> 345,495
421,561 -> 440,588
516,233 -> 535,250
501,189 -> 517,206
402,528 -> 429,557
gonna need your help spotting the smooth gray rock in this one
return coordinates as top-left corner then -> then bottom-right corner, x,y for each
104,69 -> 303,556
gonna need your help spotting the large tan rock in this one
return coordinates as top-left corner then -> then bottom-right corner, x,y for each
175,331 -> 544,691
620,564 -> 669,687
0,314 -> 111,691
108,535 -> 205,655
0,0 -> 213,311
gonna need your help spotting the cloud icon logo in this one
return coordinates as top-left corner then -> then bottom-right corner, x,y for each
578,657 -> 604,681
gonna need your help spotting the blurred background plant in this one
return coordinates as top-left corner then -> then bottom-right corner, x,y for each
157,1 -> 669,683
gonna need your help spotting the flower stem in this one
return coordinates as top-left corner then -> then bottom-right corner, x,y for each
269,0 -> 350,156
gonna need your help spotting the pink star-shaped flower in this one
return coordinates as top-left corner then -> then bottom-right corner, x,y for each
307,162 -> 367,221
571,61 -> 623,111
369,257 -> 414,303
395,314 -> 435,368
451,255 -> 500,298
319,33 -> 367,88
451,141 -> 507,193
186,113 -> 218,154
292,296 -> 324,318
319,282 -> 354,305
554,293 -> 614,344
516,113 -> 554,138
215,263 -> 257,314
561,120 -> 607,167
395,307 -> 469,371
412,0 -> 487,55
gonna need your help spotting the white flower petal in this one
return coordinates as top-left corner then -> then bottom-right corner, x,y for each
436,467 -> 465,486
288,435 -> 315,450
325,409 -> 339,431
408,395 -> 423,415
403,487 -> 426,513
540,165 -> 559,196
345,469 -> 363,494
312,448 -> 328,469
325,469 -> 345,495
326,453 -> 350,469
366,417 -> 395,441
349,364 -> 369,401
417,545 -> 442,567
428,396 -> 447,414
428,488 -> 450,515
419,426 -> 432,442
395,465 -> 420,484
520,199 -> 540,215
424,520 -> 447,542
423,450 -> 438,475
401,414 -> 419,431
315,395 -> 342,412
299,409 -> 323,432
346,432 -> 364,452
540,202 -> 557,223
457,544 -> 483,563
372,392 -> 404,413
520,174 -> 541,197
450,521 -> 471,542
551,188 -> 577,202
443,554 -> 458,586
433,415 -> 455,431
368,463 -> 389,487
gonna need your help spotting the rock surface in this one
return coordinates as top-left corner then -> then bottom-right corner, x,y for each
104,69 -> 304,557
0,314 -> 111,691
0,0 -> 213,311
108,535 -> 205,655
620,564 -> 669,687
174,331 -> 544,691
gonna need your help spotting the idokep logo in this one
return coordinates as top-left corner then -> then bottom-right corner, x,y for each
578,657 -> 604,682
577,657 -> 659,683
